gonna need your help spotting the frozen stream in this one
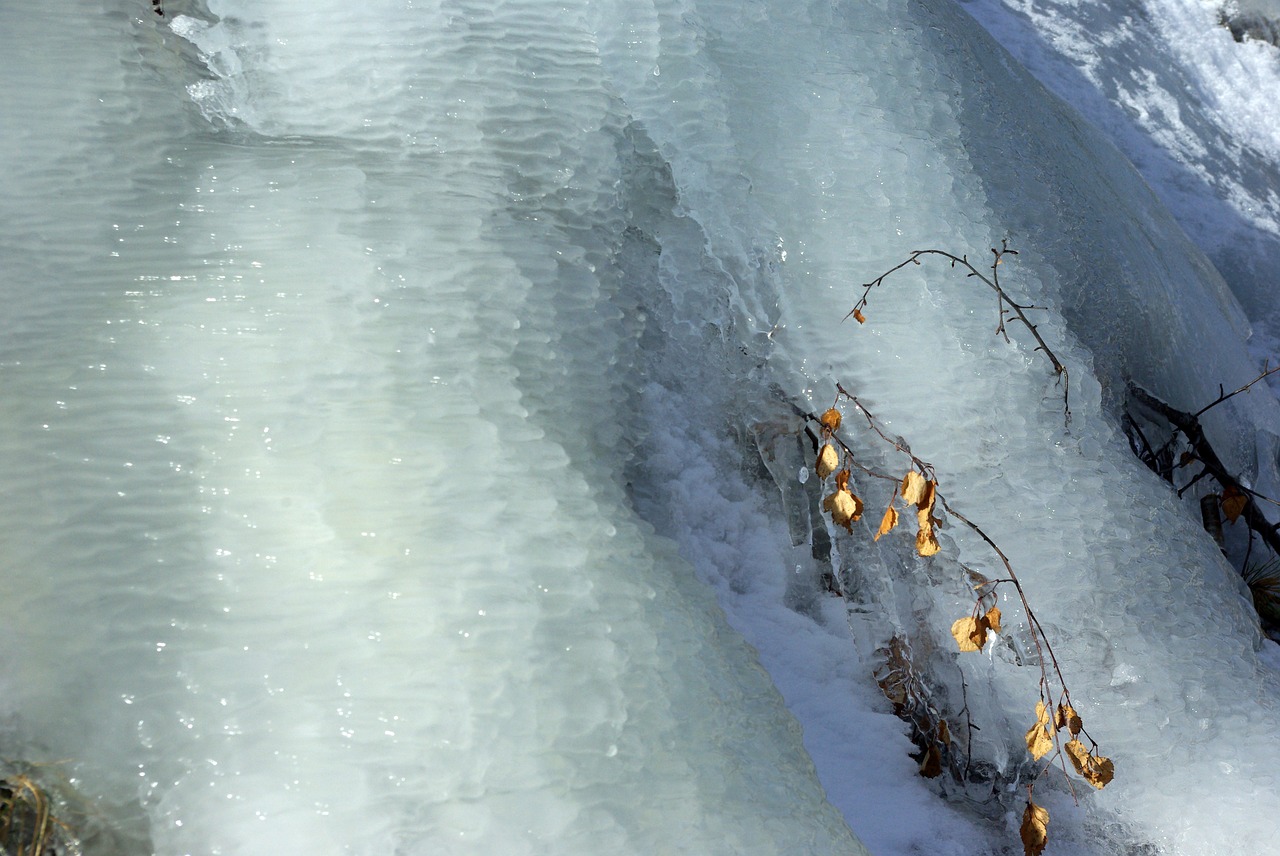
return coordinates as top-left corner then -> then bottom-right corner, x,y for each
2,2 -> 1280,855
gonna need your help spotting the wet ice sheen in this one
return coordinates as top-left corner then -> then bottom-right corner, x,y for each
3,1 -> 1280,855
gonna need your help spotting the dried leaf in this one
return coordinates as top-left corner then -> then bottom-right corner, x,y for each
819,408 -> 842,434
917,479 -> 937,516
816,444 -> 839,479
1025,709 -> 1054,761
937,719 -> 951,745
1064,738 -> 1090,776
1055,703 -> 1081,736
835,468 -> 851,492
1222,485 -> 1247,524
901,471 -> 928,506
853,308 -> 867,324
1065,739 -> 1114,789
1083,754 -> 1114,790
916,522 -> 947,560
874,504 -> 899,541
984,606 -> 1002,634
878,672 -> 907,708
950,616 -> 986,652
823,488 -> 863,531
919,744 -> 943,778
915,498 -> 941,557
1020,800 -> 1050,856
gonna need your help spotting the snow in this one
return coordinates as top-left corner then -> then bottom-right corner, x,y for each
3,0 -> 1280,854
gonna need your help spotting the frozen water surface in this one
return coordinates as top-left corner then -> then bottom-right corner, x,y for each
3,1 -> 1280,855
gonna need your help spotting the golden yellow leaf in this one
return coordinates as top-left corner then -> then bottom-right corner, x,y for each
919,744 -> 942,778
820,408 -> 842,433
984,606 -> 1002,634
1035,700 -> 1050,726
874,505 -> 899,541
950,616 -> 986,652
823,488 -> 863,531
916,521 -> 941,556
1065,739 -> 1114,789
1083,754 -> 1114,790
853,308 -> 867,325
914,500 -> 942,557
901,471 -> 928,506
1222,485 -> 1247,524
1064,738 -> 1089,776
1055,703 -> 1081,736
1025,715 -> 1054,761
816,443 -> 839,479
1020,801 -> 1050,856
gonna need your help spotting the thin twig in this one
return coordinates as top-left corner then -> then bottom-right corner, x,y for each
848,244 -> 1070,423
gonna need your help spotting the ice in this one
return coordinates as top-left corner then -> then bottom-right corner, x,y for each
0,2 -> 863,854
5,0 -> 1280,854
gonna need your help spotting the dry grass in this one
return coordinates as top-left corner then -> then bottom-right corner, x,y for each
1243,557 -> 1280,632
0,770 -> 76,856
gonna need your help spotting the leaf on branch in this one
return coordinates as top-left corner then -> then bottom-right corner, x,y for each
816,443 -> 840,479
835,468 -> 851,492
1020,800 -> 1050,856
1025,703 -> 1054,761
1221,484 -> 1247,524
951,616 -> 986,652
1055,703 -> 1081,736
875,504 -> 899,541
915,488 -> 941,556
916,519 -> 941,556
1084,754 -> 1114,790
901,471 -> 929,506
853,308 -> 867,324
950,606 -> 1001,652
823,488 -> 863,531
1065,739 -> 1114,789
820,408 -> 843,433
984,606 -> 1001,634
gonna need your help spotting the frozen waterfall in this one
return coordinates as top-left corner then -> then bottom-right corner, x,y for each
3,1 -> 1280,855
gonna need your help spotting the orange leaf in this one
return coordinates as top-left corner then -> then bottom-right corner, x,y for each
950,616 -> 986,652
983,606 -> 1002,634
874,505 -> 899,542
819,408 -> 842,433
853,308 -> 867,324
916,520 -> 941,556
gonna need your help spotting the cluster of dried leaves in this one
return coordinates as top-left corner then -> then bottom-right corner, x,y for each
815,409 -> 942,557
809,245 -> 1113,856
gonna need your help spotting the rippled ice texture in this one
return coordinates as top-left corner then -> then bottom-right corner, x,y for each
0,1 -> 867,854
5,1 -> 1280,855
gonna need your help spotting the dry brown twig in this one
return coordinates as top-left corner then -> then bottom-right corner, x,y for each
803,244 -> 1108,855
848,242 -> 1070,423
